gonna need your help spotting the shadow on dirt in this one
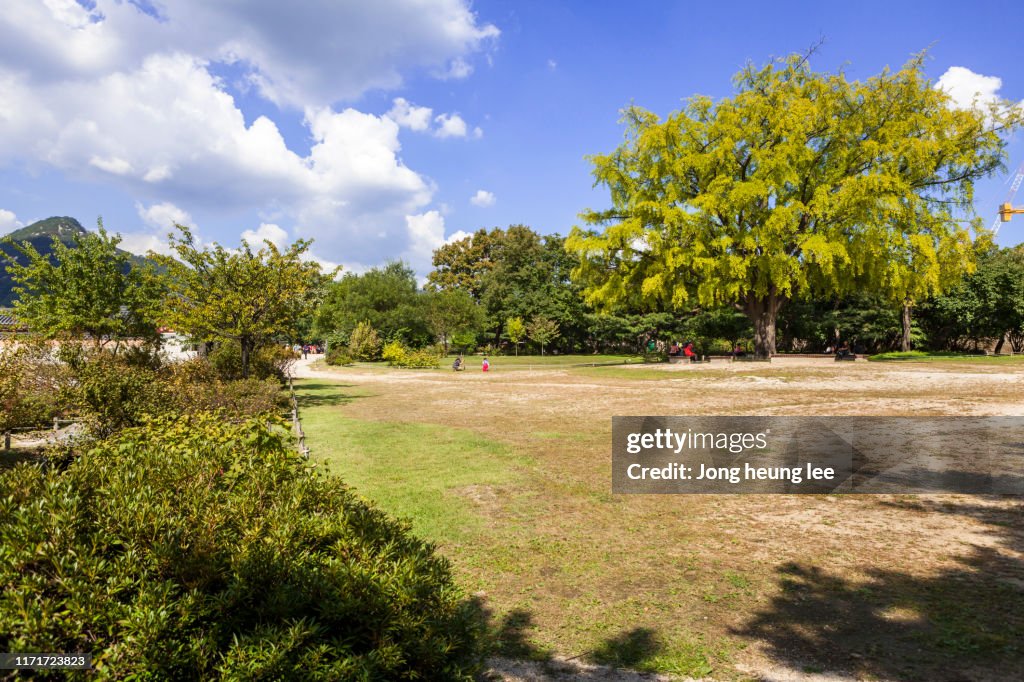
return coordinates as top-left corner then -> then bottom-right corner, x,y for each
734,496 -> 1024,681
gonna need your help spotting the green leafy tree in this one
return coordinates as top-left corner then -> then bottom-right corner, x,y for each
506,316 -> 526,355
919,245 -> 1024,351
314,262 -> 429,345
154,226 -> 327,379
2,220 -> 162,347
527,316 -> 560,355
424,289 -> 484,354
568,54 -> 1022,358
428,227 -> 586,347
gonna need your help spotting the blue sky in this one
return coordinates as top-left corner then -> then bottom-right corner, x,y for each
1,0 -> 1022,276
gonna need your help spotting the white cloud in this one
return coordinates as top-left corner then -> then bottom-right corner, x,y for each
434,112 -> 468,138
0,0 -> 501,268
0,53 -> 434,263
242,222 -> 288,249
119,201 -> 197,257
440,57 -> 474,80
446,229 -> 471,244
386,97 -> 433,131
117,231 -> 174,258
402,210 -> 470,273
0,0 -> 499,108
547,59 -> 557,71
0,208 -> 23,232
137,201 -> 194,230
936,66 -> 1005,110
472,126 -> 483,139
470,189 -> 495,207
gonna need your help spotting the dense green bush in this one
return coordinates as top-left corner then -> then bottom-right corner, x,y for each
381,341 -> 440,368
166,359 -> 286,417
207,342 -> 297,381
0,342 -> 66,432
59,346 -> 173,437
347,320 -> 382,361
324,346 -> 353,366
0,415 -> 485,679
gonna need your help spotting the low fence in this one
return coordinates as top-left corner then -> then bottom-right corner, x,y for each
287,376 -> 310,459
3,418 -> 82,452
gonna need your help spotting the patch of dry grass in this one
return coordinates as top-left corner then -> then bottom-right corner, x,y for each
296,359 -> 1024,680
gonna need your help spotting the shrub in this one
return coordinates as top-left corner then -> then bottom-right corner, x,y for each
404,348 -> 442,369
0,343 -> 66,432
347,321 -> 382,361
59,347 -> 173,437
381,339 -> 408,366
381,341 -> 440,369
324,346 -> 353,366
324,330 -> 349,353
0,415 -> 486,679
208,343 -> 297,381
165,360 -> 287,417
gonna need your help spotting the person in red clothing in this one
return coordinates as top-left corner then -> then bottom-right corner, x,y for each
682,342 -> 696,360
482,357 -> 490,372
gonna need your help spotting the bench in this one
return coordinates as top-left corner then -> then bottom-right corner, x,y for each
668,355 -> 710,364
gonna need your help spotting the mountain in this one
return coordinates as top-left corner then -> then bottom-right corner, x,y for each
0,217 -> 153,307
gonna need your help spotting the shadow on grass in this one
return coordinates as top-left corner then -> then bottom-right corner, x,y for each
465,599 -> 551,663
734,496 -> 1024,681
469,599 -> 714,678
293,382 -> 365,408
472,600 -> 692,679
590,627 -> 662,668
0,448 -> 45,470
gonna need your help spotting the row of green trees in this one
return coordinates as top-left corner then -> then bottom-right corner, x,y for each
309,225 -> 1024,358
310,53 -> 1024,359
4,223 -> 325,377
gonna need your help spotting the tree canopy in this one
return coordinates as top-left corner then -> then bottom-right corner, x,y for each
154,226 -> 327,378
567,53 -> 1024,357
314,261 -> 430,346
2,221 -> 163,347
428,226 -> 584,344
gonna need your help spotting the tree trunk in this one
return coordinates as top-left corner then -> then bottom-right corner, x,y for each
240,339 -> 253,379
743,289 -> 785,359
900,301 -> 912,352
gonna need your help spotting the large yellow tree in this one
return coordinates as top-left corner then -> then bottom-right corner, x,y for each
568,54 -> 1023,358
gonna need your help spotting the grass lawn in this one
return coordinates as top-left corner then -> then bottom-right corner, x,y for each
869,350 -> 1024,365
295,362 -> 1024,679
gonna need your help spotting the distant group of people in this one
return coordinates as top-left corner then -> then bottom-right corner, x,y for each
826,340 -> 854,359
292,343 -> 322,359
667,341 -> 698,360
452,355 -> 489,372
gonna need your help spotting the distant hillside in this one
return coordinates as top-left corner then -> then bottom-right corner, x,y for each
0,217 -> 153,307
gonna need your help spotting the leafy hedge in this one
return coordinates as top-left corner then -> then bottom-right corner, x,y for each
324,346 -> 353,366
382,341 -> 441,369
0,415 -> 485,679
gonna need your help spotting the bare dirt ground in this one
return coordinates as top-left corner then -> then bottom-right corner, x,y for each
293,356 -> 1024,681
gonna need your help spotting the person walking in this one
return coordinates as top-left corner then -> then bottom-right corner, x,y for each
482,357 -> 490,372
